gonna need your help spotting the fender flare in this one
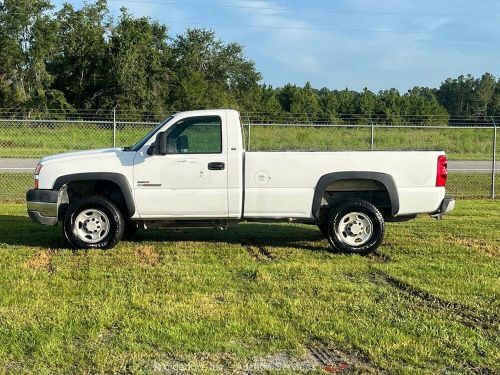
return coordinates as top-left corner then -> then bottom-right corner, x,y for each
311,171 -> 399,219
53,172 -> 135,217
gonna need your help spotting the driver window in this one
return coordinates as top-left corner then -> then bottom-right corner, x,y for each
166,116 -> 222,154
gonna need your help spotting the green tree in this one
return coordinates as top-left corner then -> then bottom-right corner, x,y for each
0,0 -> 59,111
436,74 -> 477,117
49,0 -> 110,109
255,84 -> 282,116
318,87 -> 339,121
110,8 -> 170,116
335,89 -> 358,119
289,82 -> 321,121
476,73 -> 496,117
359,88 -> 377,115
169,28 -> 261,110
377,89 -> 403,123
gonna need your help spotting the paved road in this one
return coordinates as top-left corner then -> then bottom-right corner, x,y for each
0,158 -> 497,173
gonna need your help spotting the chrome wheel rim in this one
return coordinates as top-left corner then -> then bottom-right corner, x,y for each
73,209 -> 110,244
335,212 -> 373,247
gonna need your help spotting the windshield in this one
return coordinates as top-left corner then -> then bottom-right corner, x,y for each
129,116 -> 174,151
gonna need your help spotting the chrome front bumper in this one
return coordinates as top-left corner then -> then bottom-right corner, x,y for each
26,189 -> 60,225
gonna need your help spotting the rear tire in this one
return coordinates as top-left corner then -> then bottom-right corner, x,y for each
326,199 -> 385,255
63,196 -> 125,249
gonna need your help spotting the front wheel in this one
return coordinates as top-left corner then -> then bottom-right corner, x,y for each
326,199 -> 385,255
63,196 -> 125,249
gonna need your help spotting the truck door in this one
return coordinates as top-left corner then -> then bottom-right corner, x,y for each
133,115 -> 228,218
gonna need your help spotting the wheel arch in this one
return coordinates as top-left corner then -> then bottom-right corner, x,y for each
53,172 -> 135,217
311,171 -> 399,219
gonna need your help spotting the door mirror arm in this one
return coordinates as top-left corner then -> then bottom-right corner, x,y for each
147,144 -> 155,155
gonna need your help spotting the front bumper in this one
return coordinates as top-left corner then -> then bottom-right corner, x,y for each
431,196 -> 456,218
26,189 -> 60,226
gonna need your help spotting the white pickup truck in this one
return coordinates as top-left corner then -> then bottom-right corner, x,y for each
26,109 -> 455,254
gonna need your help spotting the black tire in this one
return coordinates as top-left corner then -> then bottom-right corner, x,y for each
63,195 -> 125,249
326,199 -> 385,255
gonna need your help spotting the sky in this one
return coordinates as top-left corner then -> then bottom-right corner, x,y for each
51,0 -> 500,92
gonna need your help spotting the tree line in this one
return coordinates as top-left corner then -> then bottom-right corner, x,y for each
1,0 -> 499,122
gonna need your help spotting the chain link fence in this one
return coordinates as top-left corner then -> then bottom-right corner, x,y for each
0,110 -> 497,202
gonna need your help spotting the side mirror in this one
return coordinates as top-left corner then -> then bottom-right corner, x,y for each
148,132 -> 167,155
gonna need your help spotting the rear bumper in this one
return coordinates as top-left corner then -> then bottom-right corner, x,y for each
26,189 -> 60,226
431,196 -> 456,218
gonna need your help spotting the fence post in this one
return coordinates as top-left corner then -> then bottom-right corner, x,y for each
491,116 -> 497,199
369,115 -> 374,150
246,113 -> 251,151
113,107 -> 117,148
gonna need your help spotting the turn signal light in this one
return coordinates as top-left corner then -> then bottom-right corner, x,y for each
34,164 -> 42,189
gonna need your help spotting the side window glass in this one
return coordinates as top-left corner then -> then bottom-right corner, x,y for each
166,116 -> 222,154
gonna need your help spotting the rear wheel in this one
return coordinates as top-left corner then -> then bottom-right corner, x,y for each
326,199 -> 385,255
63,196 -> 125,249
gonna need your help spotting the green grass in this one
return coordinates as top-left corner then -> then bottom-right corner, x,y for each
0,172 -> 495,203
0,200 -> 498,373
0,122 -> 496,160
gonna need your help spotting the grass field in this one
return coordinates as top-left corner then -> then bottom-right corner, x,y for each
0,122 -> 496,160
0,200 -> 498,373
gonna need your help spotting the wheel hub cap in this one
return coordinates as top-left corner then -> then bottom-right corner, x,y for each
335,212 -> 373,247
84,219 -> 100,233
73,209 -> 110,244
347,221 -> 363,236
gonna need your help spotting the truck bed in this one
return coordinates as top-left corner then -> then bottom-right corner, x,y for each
243,151 -> 445,218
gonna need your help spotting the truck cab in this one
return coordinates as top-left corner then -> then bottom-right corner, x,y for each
131,110 -> 244,219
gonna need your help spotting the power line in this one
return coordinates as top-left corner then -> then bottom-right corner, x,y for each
158,20 -> 428,34
108,0 -> 491,19
0,10 -> 430,34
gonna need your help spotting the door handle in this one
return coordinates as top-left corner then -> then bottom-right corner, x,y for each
208,162 -> 225,170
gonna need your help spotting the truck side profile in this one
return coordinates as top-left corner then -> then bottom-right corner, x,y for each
26,109 -> 455,254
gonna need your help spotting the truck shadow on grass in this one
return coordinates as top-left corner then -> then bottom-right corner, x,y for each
0,215 -> 329,253
133,223 -> 330,254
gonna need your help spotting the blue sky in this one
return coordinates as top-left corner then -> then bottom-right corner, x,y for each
52,0 -> 500,92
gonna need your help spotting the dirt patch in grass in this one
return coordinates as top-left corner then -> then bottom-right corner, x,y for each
445,236 -> 500,258
366,251 -> 392,263
135,245 -> 160,266
307,342 -> 380,374
242,241 -> 276,261
23,250 -> 54,272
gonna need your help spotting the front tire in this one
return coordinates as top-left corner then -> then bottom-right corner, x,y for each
63,196 -> 125,249
326,199 -> 385,255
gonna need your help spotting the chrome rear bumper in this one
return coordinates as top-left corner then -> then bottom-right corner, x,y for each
431,196 -> 456,219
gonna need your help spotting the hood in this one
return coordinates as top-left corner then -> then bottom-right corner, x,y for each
40,148 -> 126,164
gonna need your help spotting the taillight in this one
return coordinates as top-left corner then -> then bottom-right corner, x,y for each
436,155 -> 447,187
34,164 -> 42,189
